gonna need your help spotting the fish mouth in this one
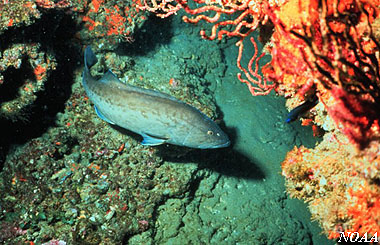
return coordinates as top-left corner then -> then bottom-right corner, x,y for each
215,140 -> 231,148
200,140 -> 230,149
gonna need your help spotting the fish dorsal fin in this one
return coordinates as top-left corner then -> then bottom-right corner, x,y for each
141,133 -> 168,146
118,82 -> 185,104
100,70 -> 185,104
95,105 -> 115,125
130,86 -> 181,102
99,70 -> 120,84
84,46 -> 98,69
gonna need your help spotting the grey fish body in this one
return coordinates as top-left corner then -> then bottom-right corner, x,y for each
82,46 -> 230,149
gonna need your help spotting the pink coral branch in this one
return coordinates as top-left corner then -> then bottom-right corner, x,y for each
236,37 -> 275,96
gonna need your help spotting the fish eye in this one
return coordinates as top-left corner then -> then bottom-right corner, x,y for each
207,130 -> 214,135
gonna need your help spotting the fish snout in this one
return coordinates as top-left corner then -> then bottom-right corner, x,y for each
199,130 -> 230,149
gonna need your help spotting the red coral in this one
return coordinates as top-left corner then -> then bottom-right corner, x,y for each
328,86 -> 380,149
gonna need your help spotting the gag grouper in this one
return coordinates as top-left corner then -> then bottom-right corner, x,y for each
82,46 -> 230,149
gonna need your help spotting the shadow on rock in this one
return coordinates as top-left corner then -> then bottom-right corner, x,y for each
157,126 -> 266,180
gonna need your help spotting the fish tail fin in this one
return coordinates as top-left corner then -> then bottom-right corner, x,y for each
84,46 -> 98,69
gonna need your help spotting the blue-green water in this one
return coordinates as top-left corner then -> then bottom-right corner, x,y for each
0,11 -> 333,244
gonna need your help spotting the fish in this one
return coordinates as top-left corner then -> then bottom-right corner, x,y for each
286,95 -> 319,123
82,46 -> 230,149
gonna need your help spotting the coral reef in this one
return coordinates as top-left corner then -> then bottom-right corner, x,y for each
264,0 -> 380,147
282,129 -> 380,239
0,43 -> 57,121
79,0 -> 149,50
264,0 -> 380,240
0,0 -> 148,121
0,0 -> 41,35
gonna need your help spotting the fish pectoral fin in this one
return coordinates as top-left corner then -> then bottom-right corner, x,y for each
94,105 -> 115,125
141,133 -> 168,146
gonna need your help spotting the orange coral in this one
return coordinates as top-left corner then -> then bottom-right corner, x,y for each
282,131 -> 380,239
347,182 -> 380,236
89,0 -> 103,13
278,0 -> 380,239
34,65 -> 47,81
80,0 -> 147,44
105,5 -> 130,36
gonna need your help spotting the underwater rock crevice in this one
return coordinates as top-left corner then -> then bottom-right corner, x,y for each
0,10 -> 81,169
117,15 -> 174,57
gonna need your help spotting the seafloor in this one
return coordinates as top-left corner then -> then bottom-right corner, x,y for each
0,8 -> 333,245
